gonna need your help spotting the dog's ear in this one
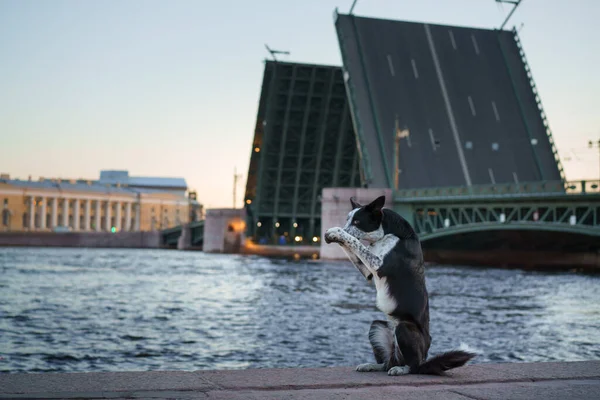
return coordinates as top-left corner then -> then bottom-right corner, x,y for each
365,195 -> 385,213
350,197 -> 362,209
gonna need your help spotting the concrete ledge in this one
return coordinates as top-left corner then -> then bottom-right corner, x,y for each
1,361 -> 599,399
0,231 -> 160,249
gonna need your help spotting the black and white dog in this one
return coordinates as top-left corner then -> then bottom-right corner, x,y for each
324,195 -> 475,376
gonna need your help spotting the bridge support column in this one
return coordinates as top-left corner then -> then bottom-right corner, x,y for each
177,224 -> 191,250
204,208 -> 246,253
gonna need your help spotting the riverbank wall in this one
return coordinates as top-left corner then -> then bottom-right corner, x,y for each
0,231 -> 160,249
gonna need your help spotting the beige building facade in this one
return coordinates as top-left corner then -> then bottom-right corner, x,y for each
0,170 -> 202,233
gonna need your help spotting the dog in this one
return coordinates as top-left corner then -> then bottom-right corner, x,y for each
324,195 -> 475,376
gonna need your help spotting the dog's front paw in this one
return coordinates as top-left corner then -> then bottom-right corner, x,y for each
356,363 -> 385,372
387,365 -> 410,376
324,227 -> 343,244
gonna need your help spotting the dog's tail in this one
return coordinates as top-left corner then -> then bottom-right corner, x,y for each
415,350 -> 476,375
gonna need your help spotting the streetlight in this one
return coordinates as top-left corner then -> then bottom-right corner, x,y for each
233,167 -> 243,209
496,0 -> 524,30
588,139 -> 600,180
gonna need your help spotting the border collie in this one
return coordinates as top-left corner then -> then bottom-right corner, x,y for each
324,195 -> 476,376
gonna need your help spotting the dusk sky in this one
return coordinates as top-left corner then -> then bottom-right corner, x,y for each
1,0 -> 598,209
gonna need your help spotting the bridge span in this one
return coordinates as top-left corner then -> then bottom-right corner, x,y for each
162,180 -> 598,270
392,179 -> 600,270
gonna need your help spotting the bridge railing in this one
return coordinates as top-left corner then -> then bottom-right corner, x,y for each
395,180 -> 599,199
564,180 -> 600,194
413,202 -> 599,234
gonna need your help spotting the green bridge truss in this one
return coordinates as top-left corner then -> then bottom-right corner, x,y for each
244,60 -> 361,245
161,220 -> 204,248
393,180 -> 600,241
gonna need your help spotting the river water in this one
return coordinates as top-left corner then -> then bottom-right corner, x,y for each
0,247 -> 599,373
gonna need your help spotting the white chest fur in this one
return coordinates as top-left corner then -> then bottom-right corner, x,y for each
370,234 -> 399,316
373,276 -> 396,315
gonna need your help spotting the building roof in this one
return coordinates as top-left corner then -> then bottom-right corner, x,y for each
0,170 -> 190,197
99,170 -> 187,189
126,177 -> 187,189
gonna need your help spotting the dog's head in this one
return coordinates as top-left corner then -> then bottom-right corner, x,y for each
343,195 -> 386,243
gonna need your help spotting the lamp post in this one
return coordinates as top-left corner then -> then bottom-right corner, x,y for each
233,167 -> 243,209
589,139 -> 600,180
496,0 -> 524,30
394,115 -> 409,190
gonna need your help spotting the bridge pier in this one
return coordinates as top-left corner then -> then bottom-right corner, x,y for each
203,208 -> 246,254
176,223 -> 191,250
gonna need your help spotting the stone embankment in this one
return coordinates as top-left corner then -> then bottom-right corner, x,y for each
1,360 -> 598,399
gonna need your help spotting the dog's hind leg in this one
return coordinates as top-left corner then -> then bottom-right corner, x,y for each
388,321 -> 426,376
356,320 -> 402,372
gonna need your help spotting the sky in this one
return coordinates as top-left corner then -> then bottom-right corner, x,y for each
1,0 -> 599,209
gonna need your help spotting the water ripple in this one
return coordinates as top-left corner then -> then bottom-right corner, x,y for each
0,247 -> 599,373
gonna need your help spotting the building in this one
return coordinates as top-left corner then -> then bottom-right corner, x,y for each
243,60 -> 362,245
0,170 -> 202,233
